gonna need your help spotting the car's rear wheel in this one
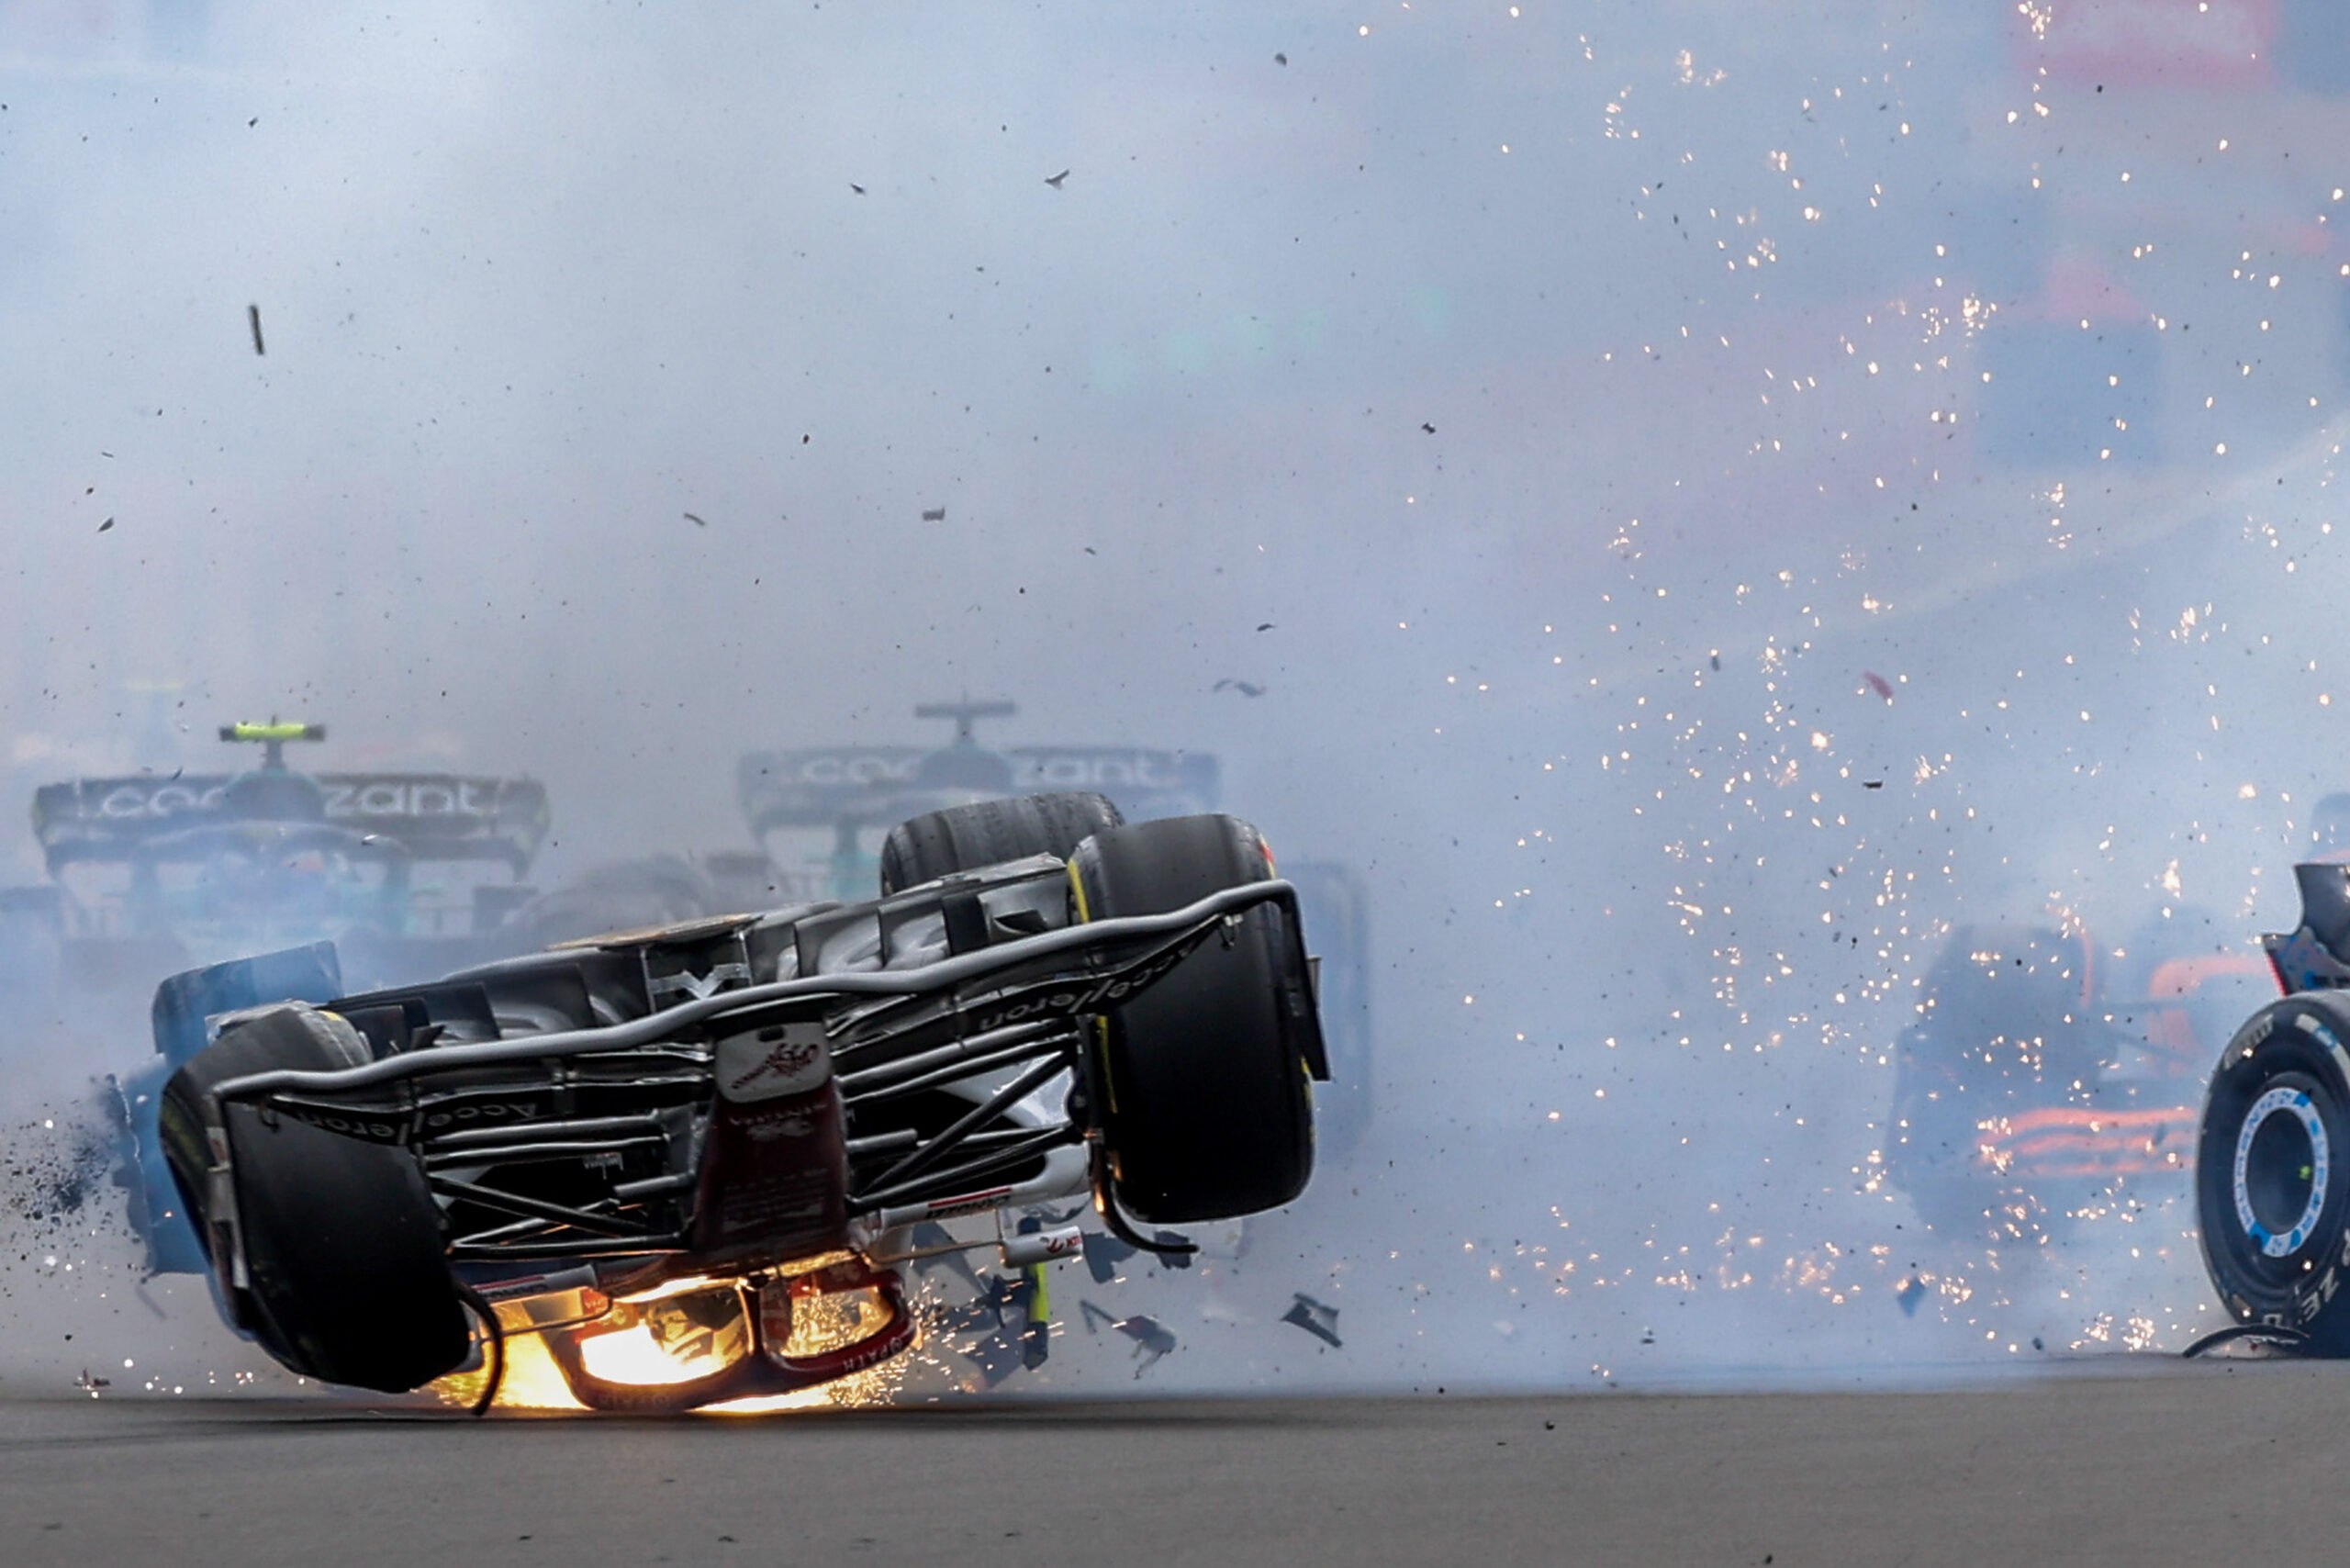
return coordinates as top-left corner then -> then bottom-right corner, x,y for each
2197,991 -> 2350,1352
878,791 -> 1124,895
1072,813 -> 1315,1223
160,1004 -> 471,1392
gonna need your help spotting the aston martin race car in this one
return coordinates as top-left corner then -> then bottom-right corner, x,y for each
136,793 -> 1326,1410
1,721 -> 549,1014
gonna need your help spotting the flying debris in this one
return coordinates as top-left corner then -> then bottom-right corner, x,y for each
1045,169 -> 1069,188
1421,422 -> 1436,434
921,507 -> 946,522
1213,679 -> 1267,698
1863,779 -> 1884,790
849,183 -> 867,195
75,1370 -> 109,1394
96,517 -> 114,533
1274,51 -> 1288,65
1114,1314 -> 1177,1374
1709,654 -> 1721,671
247,304 -> 265,356
1897,1276 -> 1927,1316
1082,1231 -> 1137,1284
683,512 -> 707,527
1281,1293 -> 1342,1348
1863,670 -> 1894,700
1257,622 -> 1275,632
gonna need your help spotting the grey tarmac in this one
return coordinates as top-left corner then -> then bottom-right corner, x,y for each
0,1361 -> 2339,1565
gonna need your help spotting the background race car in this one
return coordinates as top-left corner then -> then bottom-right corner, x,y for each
0,722 -> 551,1019
23,723 -> 555,1278
1886,917 -> 2274,1255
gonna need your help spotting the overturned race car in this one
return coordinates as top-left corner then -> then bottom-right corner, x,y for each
139,793 -> 1327,1410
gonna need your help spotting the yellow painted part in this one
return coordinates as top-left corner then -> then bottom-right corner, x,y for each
1066,857 -> 1116,1117
1024,1263 -> 1049,1325
229,721 -> 315,741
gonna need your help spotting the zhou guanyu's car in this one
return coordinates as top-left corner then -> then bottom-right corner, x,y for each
136,794 -> 1326,1410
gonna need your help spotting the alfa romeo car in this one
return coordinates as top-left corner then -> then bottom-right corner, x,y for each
135,792 -> 1328,1410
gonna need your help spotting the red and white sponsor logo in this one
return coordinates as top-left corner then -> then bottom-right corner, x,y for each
716,1024 -> 832,1103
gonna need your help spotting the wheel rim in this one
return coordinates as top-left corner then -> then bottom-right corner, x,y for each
2233,1083 -> 2332,1260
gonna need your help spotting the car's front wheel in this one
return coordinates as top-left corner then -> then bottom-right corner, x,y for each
160,1003 -> 471,1392
2196,991 -> 2350,1352
1073,813 -> 1318,1224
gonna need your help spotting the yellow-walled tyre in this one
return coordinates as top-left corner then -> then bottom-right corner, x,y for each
1072,814 -> 1315,1224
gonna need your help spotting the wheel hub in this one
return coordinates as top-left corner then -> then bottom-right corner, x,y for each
2234,1085 -> 2331,1260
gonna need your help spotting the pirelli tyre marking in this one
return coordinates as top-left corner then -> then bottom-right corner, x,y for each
2233,1085 -> 2333,1259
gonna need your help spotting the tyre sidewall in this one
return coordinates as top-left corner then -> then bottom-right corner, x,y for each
1074,814 -> 1315,1224
2198,992 -> 2350,1345
162,1004 -> 470,1392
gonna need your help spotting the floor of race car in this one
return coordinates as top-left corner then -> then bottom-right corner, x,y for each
0,1361 -> 2340,1566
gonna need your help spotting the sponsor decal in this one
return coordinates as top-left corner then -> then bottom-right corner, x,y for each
274,1095 -> 546,1143
786,753 -> 920,786
61,775 -> 512,823
923,1186 -> 1016,1220
1011,750 -> 1185,790
97,781 -> 229,819
965,935 -> 1205,1035
320,778 -> 499,819
717,1024 -> 833,1103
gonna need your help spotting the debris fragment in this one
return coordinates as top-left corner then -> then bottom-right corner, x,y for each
1045,169 -> 1069,188
683,512 -> 707,527
1863,670 -> 1894,700
921,507 -> 946,522
1257,622 -> 1274,632
1863,779 -> 1883,790
849,183 -> 867,195
1112,1312 -> 1177,1374
1274,51 -> 1288,65
1896,1276 -> 1926,1316
1421,421 -> 1436,433
96,517 -> 114,533
247,304 -> 265,355
1281,1293 -> 1342,1348
1081,1231 -> 1136,1284
1213,678 -> 1267,698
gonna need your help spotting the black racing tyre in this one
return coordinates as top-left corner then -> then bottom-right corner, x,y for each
160,1004 -> 470,1392
878,791 -> 1125,896
1072,813 -> 1315,1223
2196,991 -> 2350,1353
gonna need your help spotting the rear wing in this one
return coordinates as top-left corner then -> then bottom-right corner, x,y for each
33,773 -> 551,874
739,746 -> 1220,834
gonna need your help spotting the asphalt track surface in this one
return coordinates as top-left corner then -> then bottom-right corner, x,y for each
4,1361 -> 2348,1566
